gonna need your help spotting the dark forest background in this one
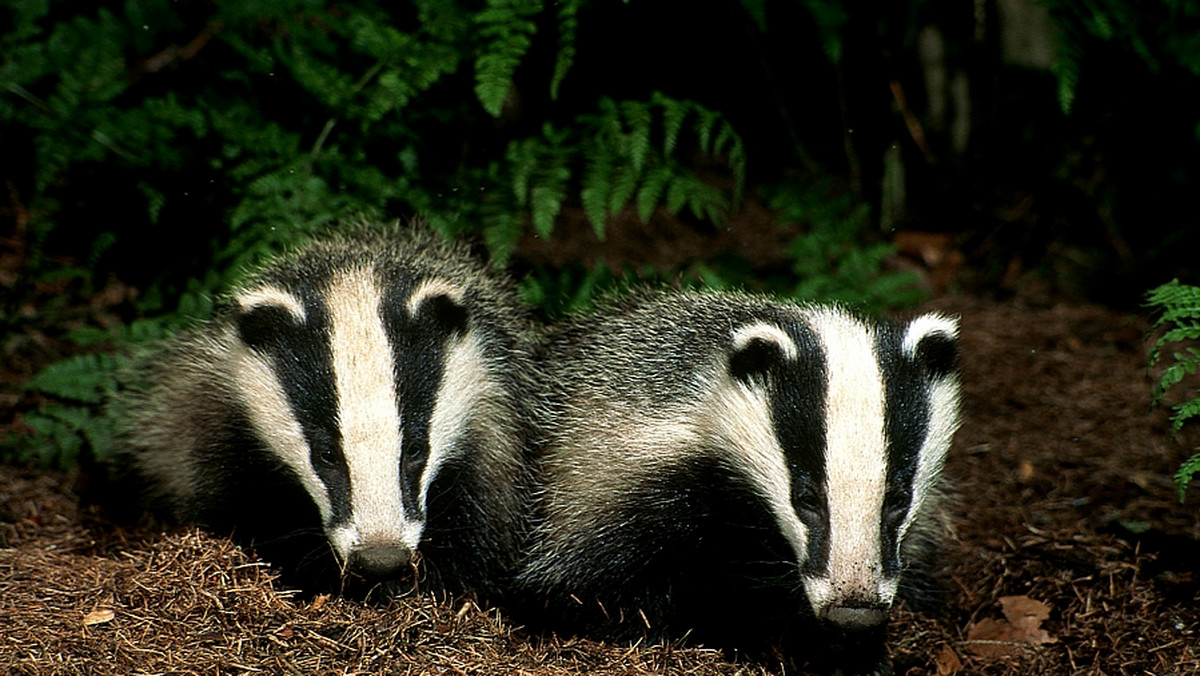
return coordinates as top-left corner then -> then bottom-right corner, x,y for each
3,0 -> 1200,468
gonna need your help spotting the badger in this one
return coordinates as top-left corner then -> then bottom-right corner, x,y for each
515,289 -> 960,674
108,226 -> 534,599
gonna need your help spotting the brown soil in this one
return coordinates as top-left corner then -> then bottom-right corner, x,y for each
2,231 -> 1199,674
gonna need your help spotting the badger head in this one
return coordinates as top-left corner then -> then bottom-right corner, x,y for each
714,308 -> 960,633
226,270 -> 491,580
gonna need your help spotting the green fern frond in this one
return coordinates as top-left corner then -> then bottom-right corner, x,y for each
480,209 -> 525,267
550,0 -> 581,100
577,93 -> 745,233
531,179 -> 568,239
1176,452 -> 1200,503
1153,352 -> 1198,405
580,156 -> 614,239
506,123 -> 576,239
619,100 -> 654,174
1145,279 -> 1200,501
740,0 -> 768,32
474,0 -> 543,117
1172,394 -> 1200,435
636,165 -> 674,222
694,107 -> 719,154
24,353 -> 124,405
607,164 -> 640,216
657,93 -> 689,156
803,0 -> 848,63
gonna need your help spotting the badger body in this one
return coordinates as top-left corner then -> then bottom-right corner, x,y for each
110,227 -> 534,598
517,289 -> 960,672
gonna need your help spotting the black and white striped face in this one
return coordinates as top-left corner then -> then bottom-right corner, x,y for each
227,268 -> 493,578
711,307 -> 960,630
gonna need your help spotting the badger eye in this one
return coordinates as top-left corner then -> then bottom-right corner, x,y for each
793,482 -> 823,522
317,447 -> 338,468
309,429 -> 340,468
883,494 -> 910,530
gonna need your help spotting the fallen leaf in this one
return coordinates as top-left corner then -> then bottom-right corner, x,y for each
1000,595 -> 1054,645
310,593 -> 330,611
964,595 -> 1055,658
935,643 -> 963,675
83,608 -> 114,627
1017,459 -> 1036,482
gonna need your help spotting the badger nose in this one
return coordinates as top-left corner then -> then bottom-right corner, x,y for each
347,543 -> 412,577
822,603 -> 889,630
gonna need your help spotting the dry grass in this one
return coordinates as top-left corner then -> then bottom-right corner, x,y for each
0,470 -> 766,675
3,292 -> 1199,675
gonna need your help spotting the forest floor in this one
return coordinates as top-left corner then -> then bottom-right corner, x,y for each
2,222 -> 1199,674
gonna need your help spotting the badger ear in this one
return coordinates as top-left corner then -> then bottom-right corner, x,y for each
234,287 -> 306,350
728,323 -> 797,384
903,313 -> 959,380
408,280 -> 469,336
414,293 -> 469,335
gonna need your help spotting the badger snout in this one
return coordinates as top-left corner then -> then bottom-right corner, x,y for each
821,601 -> 889,630
346,542 -> 413,577
804,570 -> 899,632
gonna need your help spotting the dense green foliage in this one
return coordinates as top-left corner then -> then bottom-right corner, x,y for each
1146,280 -> 1200,501
1043,0 -> 1200,114
0,0 -> 763,466
4,0 -> 1200,469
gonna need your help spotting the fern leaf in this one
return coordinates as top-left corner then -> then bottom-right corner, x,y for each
607,163 -> 640,216
684,178 -> 729,223
1051,36 -> 1083,114
481,210 -> 524,267
665,174 -> 690,214
740,0 -> 768,32
531,179 -> 567,239
1175,452 -> 1200,503
550,0 -> 580,100
803,0 -> 848,63
1171,396 -> 1200,435
474,0 -> 542,117
620,99 -> 654,174
636,165 -> 674,222
25,353 -> 123,404
694,107 -> 719,154
658,93 -> 688,156
580,175 -> 611,240
507,137 -> 540,204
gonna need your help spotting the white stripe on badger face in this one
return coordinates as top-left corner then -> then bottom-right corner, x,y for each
731,323 -> 799,361
423,331 -> 493,508
901,313 -> 957,357
900,314 -> 961,541
325,269 -> 413,558
406,277 -> 483,514
407,278 -> 466,316
710,323 -> 808,555
802,308 -> 896,616
236,286 -> 308,322
230,288 -> 333,524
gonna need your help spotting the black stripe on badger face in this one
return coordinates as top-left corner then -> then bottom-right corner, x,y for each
725,320 -> 830,574
380,278 -> 470,524
877,314 -> 961,571
234,284 -> 348,529
874,322 -> 929,576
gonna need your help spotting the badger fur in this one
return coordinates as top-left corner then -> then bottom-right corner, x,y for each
109,226 -> 534,599
516,289 -> 960,673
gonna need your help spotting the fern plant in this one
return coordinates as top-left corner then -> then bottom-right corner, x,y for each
1040,0 -> 1200,114
501,91 -> 747,250
1146,279 -> 1200,501
764,179 -> 925,312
